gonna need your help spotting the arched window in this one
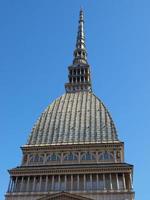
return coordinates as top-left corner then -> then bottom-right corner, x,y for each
34,154 -> 39,162
28,154 -> 44,164
39,154 -> 44,162
81,152 -> 96,161
99,151 -> 113,161
46,153 -> 60,162
64,152 -> 78,161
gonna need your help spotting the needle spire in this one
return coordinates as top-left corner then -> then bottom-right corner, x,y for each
73,8 -> 88,65
65,9 -> 92,93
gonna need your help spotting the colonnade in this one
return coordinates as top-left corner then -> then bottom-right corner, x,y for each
69,76 -> 89,84
70,68 -> 88,76
7,173 -> 133,193
69,67 -> 89,84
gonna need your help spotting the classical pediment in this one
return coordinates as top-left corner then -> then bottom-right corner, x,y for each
38,192 -> 92,200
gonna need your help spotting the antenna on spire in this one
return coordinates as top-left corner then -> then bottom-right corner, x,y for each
73,8 -> 88,65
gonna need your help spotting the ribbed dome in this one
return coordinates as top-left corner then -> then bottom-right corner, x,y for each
27,92 -> 118,145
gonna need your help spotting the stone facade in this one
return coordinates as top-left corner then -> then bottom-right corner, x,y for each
6,143 -> 134,200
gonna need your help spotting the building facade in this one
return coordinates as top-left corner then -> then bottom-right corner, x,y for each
5,10 -> 135,200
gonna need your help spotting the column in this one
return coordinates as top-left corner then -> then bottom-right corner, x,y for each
116,174 -> 119,190
64,175 -> 67,191
110,174 -> 113,190
14,177 -> 18,192
123,173 -> 126,190
52,175 -> 54,190
26,154 -> 30,165
20,177 -> 24,192
103,174 -> 106,190
71,175 -> 73,191
130,173 -> 133,190
7,178 -> 12,192
96,151 -> 98,163
58,175 -> 60,191
26,177 -> 30,192
10,177 -> 14,192
84,174 -> 86,191
45,176 -> 48,192
78,152 -> 81,164
60,153 -> 63,164
32,177 -> 36,192
39,176 -> 42,192
114,148 -> 117,162
96,174 -> 99,190
77,175 -> 79,191
90,174 -> 92,190
43,153 -> 47,164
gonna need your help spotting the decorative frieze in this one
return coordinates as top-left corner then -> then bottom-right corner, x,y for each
22,148 -> 123,166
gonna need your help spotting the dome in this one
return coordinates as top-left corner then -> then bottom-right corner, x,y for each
27,92 -> 118,145
27,10 -> 119,146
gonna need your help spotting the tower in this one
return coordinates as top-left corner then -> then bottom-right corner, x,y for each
5,10 -> 135,200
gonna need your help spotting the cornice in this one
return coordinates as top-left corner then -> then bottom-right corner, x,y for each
21,142 -> 124,153
5,190 -> 135,197
9,163 -> 133,176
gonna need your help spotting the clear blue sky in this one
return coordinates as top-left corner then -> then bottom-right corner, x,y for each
0,1 -> 149,199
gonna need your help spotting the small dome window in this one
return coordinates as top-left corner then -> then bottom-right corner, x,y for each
81,152 -> 96,161
29,154 -> 44,163
46,153 -> 60,162
99,151 -> 113,161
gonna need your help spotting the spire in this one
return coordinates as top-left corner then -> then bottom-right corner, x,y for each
73,8 -> 88,65
65,9 -> 92,93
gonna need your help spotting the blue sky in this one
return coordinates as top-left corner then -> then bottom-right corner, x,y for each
0,0 -> 150,199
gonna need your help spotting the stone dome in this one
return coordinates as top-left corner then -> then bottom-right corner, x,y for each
27,92 -> 118,145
